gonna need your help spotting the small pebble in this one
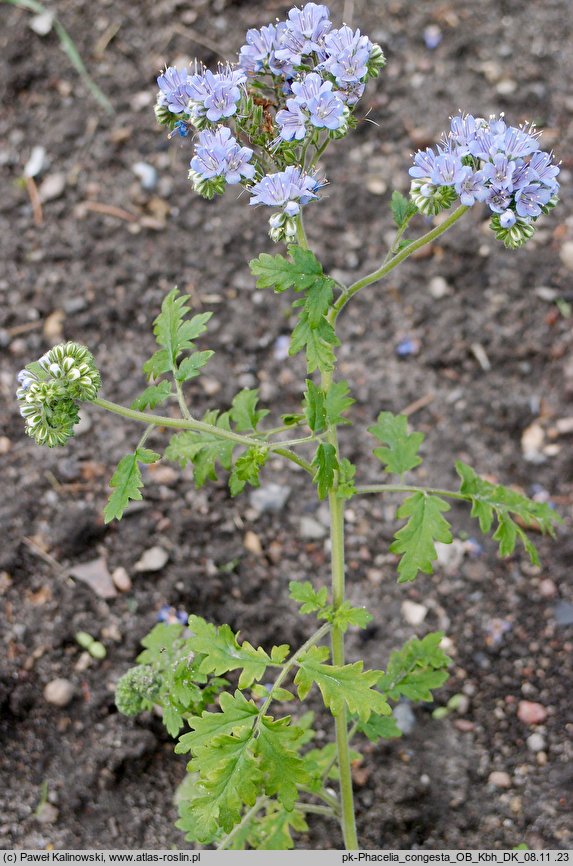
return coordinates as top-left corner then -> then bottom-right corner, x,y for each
29,10 -> 54,35
135,546 -> 169,573
527,732 -> 546,753
111,567 -> 132,593
243,530 -> 263,556
24,146 -> 48,178
299,516 -> 328,540
517,700 -> 547,725
488,771 -> 511,789
43,678 -> 75,707
535,286 -> 558,302
401,600 -> 428,626
249,483 -> 291,514
366,177 -> 387,195
395,337 -> 420,358
201,377 -> 221,396
38,173 -> 66,202
273,335 -> 290,360
428,276 -> 451,298
554,600 -> 573,627
131,161 -> 158,191
539,578 -> 557,598
423,24 -> 442,50
36,802 -> 59,825
559,241 -> 573,271
394,702 -> 416,734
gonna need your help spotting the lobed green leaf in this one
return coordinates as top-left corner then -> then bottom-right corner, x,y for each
368,411 -> 424,475
390,493 -> 452,583
103,447 -> 160,523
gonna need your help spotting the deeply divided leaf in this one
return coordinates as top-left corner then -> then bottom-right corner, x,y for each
249,246 -> 324,292
104,448 -> 160,523
311,442 -> 339,500
390,190 -> 418,228
456,461 -> 561,564
230,389 -> 269,432
377,632 -> 451,702
368,411 -> 424,475
295,646 -> 391,722
390,493 -> 452,583
186,615 -> 277,689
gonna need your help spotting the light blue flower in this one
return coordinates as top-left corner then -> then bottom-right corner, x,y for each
276,100 -> 308,141
156,67 -> 191,114
514,182 -> 552,218
308,89 -> 345,130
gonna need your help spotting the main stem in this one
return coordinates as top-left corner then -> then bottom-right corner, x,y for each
323,365 -> 358,850
296,208 -> 358,849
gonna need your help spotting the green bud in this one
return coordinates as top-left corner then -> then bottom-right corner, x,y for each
188,170 -> 226,200
410,180 -> 457,216
154,101 -> 179,130
17,343 -> 101,448
490,214 -> 535,249
115,665 -> 161,717
367,43 -> 386,77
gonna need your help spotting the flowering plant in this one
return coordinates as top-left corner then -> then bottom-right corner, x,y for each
18,2 -> 562,851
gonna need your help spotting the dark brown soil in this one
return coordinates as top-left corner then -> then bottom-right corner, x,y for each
1,0 -> 572,851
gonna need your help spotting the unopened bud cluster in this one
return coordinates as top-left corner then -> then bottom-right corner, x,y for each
16,342 -> 101,447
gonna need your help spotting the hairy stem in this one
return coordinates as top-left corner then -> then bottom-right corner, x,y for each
331,204 -> 468,321
321,366 -> 359,850
90,396 -> 313,474
355,483 -> 468,501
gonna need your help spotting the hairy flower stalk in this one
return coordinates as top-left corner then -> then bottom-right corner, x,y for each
17,1 -> 562,853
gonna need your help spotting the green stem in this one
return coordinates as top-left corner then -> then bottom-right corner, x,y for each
216,796 -> 268,850
295,803 -> 335,817
320,365 -> 359,849
296,211 -> 309,249
91,396 -> 313,474
255,622 -> 331,729
355,483 -> 469,501
331,204 -> 468,322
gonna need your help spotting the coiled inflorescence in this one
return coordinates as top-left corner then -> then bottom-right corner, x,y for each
17,342 -> 101,447
409,113 -> 559,247
154,3 -> 385,242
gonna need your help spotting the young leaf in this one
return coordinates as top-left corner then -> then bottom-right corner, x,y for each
368,411 -> 424,475
187,615 -> 275,689
328,601 -> 373,633
378,632 -> 451,703
176,690 -> 259,756
289,580 -> 329,615
229,447 -> 268,496
390,190 -> 418,228
336,458 -> 357,499
455,461 -> 561,564
103,448 -> 160,523
303,380 -> 326,433
295,646 -> 391,722
303,742 -> 362,784
175,350 -> 214,383
230,389 -> 269,432
249,246 -> 324,292
249,802 -> 308,850
325,380 -> 354,426
165,410 -> 235,488
289,313 -> 339,374
184,729 -> 260,838
304,276 -> 334,327
256,716 -> 309,810
130,380 -> 172,411
311,442 -> 339,500
357,713 -> 403,742
143,288 -> 212,379
390,493 -> 452,583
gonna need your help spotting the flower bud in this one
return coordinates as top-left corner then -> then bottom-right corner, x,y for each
490,213 -> 536,248
410,179 -> 457,216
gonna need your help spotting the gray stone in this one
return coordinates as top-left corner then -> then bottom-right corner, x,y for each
393,702 -> 416,735
135,546 -> 169,573
299,516 -> 328,540
249,483 -> 291,514
554,600 -> 573,626
527,733 -> 546,753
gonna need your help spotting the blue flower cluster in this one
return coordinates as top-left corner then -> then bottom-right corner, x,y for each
409,114 -> 559,245
155,3 -> 384,242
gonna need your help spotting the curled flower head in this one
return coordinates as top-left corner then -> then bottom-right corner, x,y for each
17,342 -> 101,448
409,113 -> 560,244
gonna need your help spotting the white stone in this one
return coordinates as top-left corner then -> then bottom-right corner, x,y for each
401,600 -> 428,626
135,546 -> 169,572
44,678 -> 75,707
